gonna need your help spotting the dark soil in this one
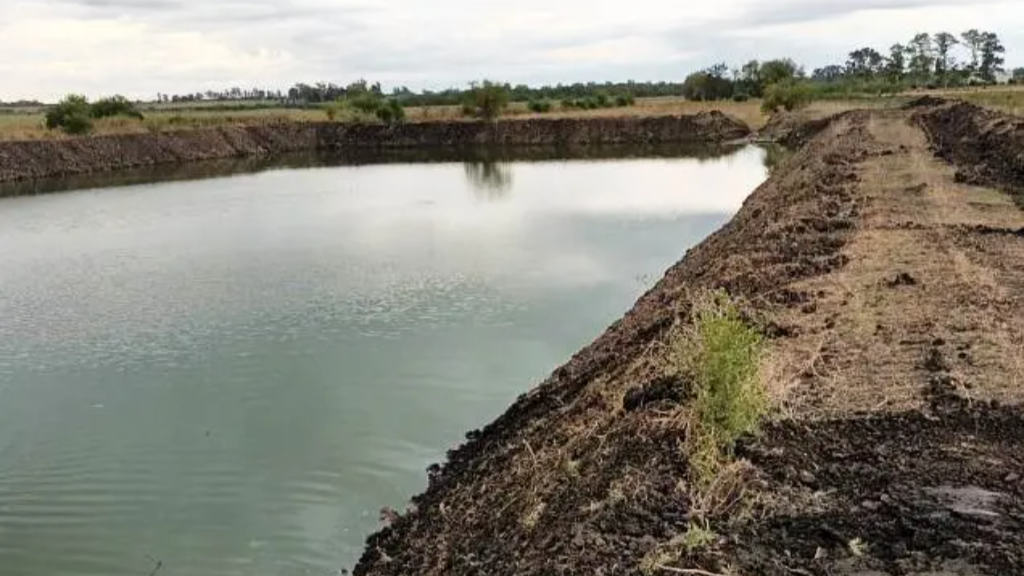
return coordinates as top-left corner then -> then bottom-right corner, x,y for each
353,100 -> 1024,576
912,99 -> 1024,207
0,113 -> 750,183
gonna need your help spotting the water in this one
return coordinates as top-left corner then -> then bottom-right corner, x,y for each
0,146 -> 769,576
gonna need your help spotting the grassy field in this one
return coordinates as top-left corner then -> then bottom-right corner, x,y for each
2,86 -> 1022,142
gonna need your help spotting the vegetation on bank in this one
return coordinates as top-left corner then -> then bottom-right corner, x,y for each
640,291 -> 768,575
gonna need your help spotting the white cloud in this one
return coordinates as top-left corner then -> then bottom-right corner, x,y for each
1,0 -> 1022,101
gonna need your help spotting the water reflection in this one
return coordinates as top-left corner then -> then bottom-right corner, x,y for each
463,161 -> 513,199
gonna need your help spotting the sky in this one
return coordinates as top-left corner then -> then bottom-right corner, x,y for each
1,0 -> 1023,101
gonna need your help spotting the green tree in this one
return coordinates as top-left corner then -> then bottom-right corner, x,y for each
738,60 -> 762,96
44,94 -> 94,135
979,31 -> 1006,83
961,29 -> 984,74
886,43 -> 908,83
464,80 -> 510,121
933,32 -> 959,86
759,58 -> 802,91
846,47 -> 884,79
907,33 -> 935,81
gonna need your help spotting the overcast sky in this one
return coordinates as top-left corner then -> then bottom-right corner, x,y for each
2,0 -> 1022,101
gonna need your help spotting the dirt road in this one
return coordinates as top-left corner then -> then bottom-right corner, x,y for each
353,100 -> 1023,576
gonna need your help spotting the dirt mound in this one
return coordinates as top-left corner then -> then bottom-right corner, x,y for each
354,114 -> 874,576
758,110 -> 843,148
913,98 -> 1024,206
0,114 -> 750,184
317,112 -> 750,149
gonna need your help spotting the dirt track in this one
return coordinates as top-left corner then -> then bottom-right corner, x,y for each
353,101 -> 1024,576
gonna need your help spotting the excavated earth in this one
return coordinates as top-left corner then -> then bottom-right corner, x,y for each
0,112 -> 748,183
353,99 -> 1024,576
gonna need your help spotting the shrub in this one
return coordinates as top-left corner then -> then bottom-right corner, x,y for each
324,101 -> 341,121
44,94 -> 94,135
348,92 -> 383,115
614,93 -> 636,107
527,100 -> 553,113
463,80 -> 510,120
732,93 -> 750,102
90,95 -> 143,120
675,291 -> 766,485
761,81 -> 814,113
375,99 -> 406,123
595,93 -> 610,107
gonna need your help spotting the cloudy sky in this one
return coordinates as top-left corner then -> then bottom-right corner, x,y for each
1,0 -> 1022,101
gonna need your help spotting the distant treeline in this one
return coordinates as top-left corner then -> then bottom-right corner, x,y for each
152,80 -> 683,107
683,30 -> 1021,105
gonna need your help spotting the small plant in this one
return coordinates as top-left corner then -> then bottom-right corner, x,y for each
681,521 -> 717,553
676,291 -> 766,487
324,101 -> 341,121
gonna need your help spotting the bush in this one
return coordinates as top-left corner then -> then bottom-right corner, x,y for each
675,291 -> 766,486
527,100 -> 553,113
614,93 -> 636,107
463,80 -> 510,121
90,95 -> 143,120
348,92 -> 383,115
761,81 -> 813,113
44,94 -> 94,135
732,93 -> 750,102
375,99 -> 406,123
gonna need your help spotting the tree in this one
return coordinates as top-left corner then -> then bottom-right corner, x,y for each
812,65 -> 846,83
886,43 -> 908,83
961,29 -> 984,74
464,80 -> 510,120
759,58 -> 802,91
933,32 -> 959,86
682,64 -> 733,101
738,60 -> 762,96
846,47 -> 884,79
979,31 -> 1006,83
907,33 -> 935,81
1013,67 -> 1024,84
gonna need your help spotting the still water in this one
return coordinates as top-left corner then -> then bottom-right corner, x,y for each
0,146 -> 769,576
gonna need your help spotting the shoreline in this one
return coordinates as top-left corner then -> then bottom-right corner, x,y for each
353,98 -> 1024,576
0,112 -> 749,184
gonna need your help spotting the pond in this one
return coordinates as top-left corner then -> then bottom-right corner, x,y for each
0,145 -> 770,576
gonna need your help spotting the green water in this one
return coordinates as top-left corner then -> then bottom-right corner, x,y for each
0,147 -> 769,575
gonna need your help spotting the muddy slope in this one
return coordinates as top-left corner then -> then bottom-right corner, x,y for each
354,102 -> 1024,576
912,97 -> 1024,207
0,112 -> 749,183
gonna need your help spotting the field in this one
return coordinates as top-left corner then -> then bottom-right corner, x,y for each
3,85 -> 1023,141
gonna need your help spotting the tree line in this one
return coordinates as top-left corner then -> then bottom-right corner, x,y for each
681,30 -> 1019,111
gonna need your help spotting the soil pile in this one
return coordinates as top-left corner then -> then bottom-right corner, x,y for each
0,113 -> 750,183
354,102 -> 1024,576
317,112 -> 750,149
912,98 -> 1024,206
0,123 -> 317,183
